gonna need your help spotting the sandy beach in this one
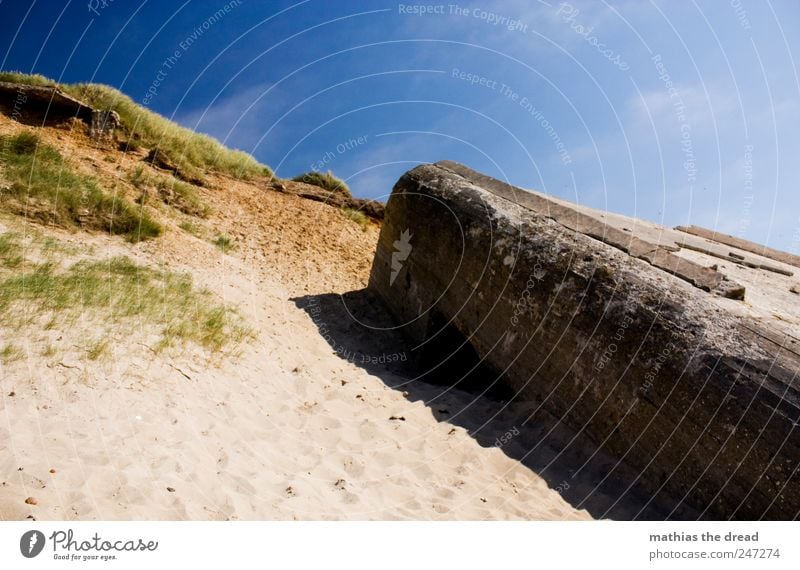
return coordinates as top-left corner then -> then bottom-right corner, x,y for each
0,119 -> 595,520
0,223 -> 592,520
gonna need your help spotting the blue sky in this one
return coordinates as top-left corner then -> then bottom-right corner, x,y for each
2,0 -> 799,251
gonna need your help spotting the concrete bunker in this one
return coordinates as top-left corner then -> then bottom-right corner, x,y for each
369,160 -> 800,520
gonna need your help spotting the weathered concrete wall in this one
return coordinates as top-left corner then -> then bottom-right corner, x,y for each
0,81 -> 93,126
89,109 -> 121,140
369,161 -> 800,520
0,82 -> 119,142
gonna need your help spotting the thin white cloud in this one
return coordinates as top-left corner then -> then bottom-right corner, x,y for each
174,82 -> 280,153
629,83 -> 735,130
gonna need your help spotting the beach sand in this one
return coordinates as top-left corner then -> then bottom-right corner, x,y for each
0,119 -> 594,519
0,234 -> 591,520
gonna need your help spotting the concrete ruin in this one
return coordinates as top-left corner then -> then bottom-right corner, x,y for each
369,161 -> 800,520
0,81 -> 119,139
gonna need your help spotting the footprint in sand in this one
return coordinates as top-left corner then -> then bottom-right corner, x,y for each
357,420 -> 378,440
342,455 -> 365,477
150,455 -> 179,471
332,479 -> 359,505
340,491 -> 359,504
119,484 -> 148,508
313,414 -> 342,430
225,473 -> 258,495
432,503 -> 450,514
0,499 -> 33,520
167,493 -> 188,519
435,487 -> 456,500
413,464 -> 434,479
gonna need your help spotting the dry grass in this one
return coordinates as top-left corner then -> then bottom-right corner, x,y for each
178,220 -> 208,239
0,342 -> 24,363
128,165 -> 210,218
340,207 -> 369,231
212,234 -> 236,253
0,71 -> 274,182
0,233 -> 252,353
0,71 -> 55,87
0,131 -> 162,241
292,170 -> 351,196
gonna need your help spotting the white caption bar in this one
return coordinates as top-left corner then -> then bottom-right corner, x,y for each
1,521 -> 798,569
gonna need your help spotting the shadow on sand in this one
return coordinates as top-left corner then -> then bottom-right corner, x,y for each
292,288 -> 696,520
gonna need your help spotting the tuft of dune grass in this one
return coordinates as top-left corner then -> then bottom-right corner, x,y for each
0,71 -> 274,182
0,131 -> 162,241
128,165 -> 210,218
0,242 -> 252,353
292,170 -> 351,196
340,207 -> 369,231
0,71 -> 56,87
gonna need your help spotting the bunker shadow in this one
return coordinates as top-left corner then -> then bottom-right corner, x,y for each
292,288 -> 696,520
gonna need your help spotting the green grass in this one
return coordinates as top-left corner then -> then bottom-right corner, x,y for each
340,207 -> 369,231
0,233 -> 23,268
0,71 -> 274,182
0,254 -> 252,353
213,234 -> 236,253
3,223 -> 126,274
129,165 -> 210,218
178,220 -> 207,238
0,131 -> 162,241
85,338 -> 110,361
0,72 -> 56,87
292,170 -> 351,196
0,343 -> 24,363
86,338 -> 109,360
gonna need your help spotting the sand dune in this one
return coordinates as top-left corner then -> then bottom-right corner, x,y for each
0,226 -> 591,520
0,117 -> 595,520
